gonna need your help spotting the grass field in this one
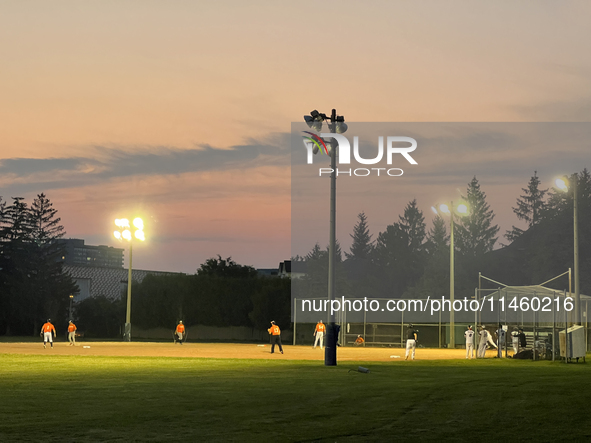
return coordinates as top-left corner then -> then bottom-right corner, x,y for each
1,345 -> 590,442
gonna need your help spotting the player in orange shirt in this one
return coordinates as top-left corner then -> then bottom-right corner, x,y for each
175,321 -> 185,345
354,335 -> 365,346
313,320 -> 326,349
67,321 -> 77,346
267,321 -> 283,354
40,319 -> 56,349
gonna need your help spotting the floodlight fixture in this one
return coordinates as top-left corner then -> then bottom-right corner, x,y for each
555,178 -> 568,191
335,121 -> 348,134
133,218 -> 144,230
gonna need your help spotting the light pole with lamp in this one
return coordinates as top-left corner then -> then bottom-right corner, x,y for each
114,218 -> 145,341
303,109 -> 347,366
431,201 -> 468,347
555,175 -> 580,325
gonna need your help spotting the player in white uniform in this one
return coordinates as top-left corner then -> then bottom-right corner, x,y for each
465,325 -> 475,359
477,325 -> 489,358
511,327 -> 519,355
496,324 -> 506,358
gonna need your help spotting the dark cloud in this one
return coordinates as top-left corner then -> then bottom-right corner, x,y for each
0,133 -> 291,194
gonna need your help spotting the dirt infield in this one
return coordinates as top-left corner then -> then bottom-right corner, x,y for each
0,341 -> 503,361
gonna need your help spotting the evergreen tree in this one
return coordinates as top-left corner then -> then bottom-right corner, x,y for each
28,193 -> 77,333
398,199 -> 426,255
0,197 -> 34,335
30,193 -> 65,243
455,177 -> 499,257
345,212 -> 373,260
372,223 -> 413,298
506,171 -> 548,242
425,215 -> 448,257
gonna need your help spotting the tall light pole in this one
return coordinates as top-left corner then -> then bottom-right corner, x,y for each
555,175 -> 580,325
431,201 -> 468,347
304,109 -> 347,366
114,217 -> 146,341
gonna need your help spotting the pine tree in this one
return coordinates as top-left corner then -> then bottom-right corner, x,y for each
30,193 -> 65,244
506,171 -> 548,242
398,199 -> 426,255
425,214 -> 448,257
345,212 -> 373,260
455,177 -> 499,257
0,197 -> 34,335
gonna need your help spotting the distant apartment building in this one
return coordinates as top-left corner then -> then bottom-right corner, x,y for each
58,238 -> 124,268
58,239 -> 177,302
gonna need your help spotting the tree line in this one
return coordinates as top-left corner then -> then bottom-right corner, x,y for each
293,171 -> 591,303
78,256 -> 291,338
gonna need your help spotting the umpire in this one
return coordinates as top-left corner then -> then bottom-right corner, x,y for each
268,321 -> 284,354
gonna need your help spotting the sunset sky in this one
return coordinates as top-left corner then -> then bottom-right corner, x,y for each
2,1 -> 591,273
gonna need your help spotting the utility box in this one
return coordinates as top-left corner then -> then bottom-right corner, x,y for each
559,325 -> 586,359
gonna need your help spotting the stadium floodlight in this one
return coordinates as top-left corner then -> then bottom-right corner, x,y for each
432,200 -> 469,348
113,216 -> 147,342
457,203 -> 468,214
555,178 -> 568,191
335,121 -> 348,134
302,108 -> 346,367
554,174 -> 580,325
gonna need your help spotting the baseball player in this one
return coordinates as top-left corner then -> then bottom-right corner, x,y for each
67,321 -> 77,346
404,323 -> 417,360
175,321 -> 185,345
511,327 -> 519,354
518,328 -> 527,349
268,321 -> 283,354
313,320 -> 326,349
41,319 -> 56,349
354,335 -> 365,346
496,324 -> 506,358
477,325 -> 489,358
464,325 -> 475,359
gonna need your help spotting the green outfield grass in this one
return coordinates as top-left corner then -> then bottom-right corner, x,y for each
0,354 -> 590,442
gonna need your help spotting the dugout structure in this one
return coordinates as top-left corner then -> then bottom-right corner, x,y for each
476,274 -> 590,361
